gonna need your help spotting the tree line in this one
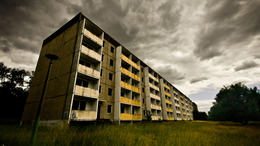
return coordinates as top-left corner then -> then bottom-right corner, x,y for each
0,62 -> 33,122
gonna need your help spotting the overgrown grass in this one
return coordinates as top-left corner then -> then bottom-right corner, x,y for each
1,121 -> 260,146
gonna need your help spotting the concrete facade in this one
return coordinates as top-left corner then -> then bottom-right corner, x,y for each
21,13 -> 194,124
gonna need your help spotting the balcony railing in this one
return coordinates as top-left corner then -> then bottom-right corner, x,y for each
167,117 -> 174,120
81,45 -> 101,61
151,116 -> 163,120
121,54 -> 140,70
176,110 -> 181,114
132,100 -> 141,106
174,97 -> 179,101
84,29 -> 102,46
121,81 -> 132,90
150,93 -> 161,100
75,85 -> 98,98
120,113 -> 132,120
121,67 -> 140,81
151,104 -> 162,110
132,86 -> 140,93
167,108 -> 173,112
133,114 -> 142,120
78,64 -> 100,79
121,96 -> 132,104
148,73 -> 159,82
165,91 -> 171,97
164,84 -> 170,90
71,110 -> 96,120
165,99 -> 172,104
182,106 -> 185,110
149,83 -> 159,91
177,117 -> 182,120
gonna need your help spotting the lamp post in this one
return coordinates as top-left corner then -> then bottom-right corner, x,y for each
30,54 -> 59,146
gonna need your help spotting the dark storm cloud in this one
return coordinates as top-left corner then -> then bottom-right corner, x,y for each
190,77 -> 208,84
155,65 -> 185,83
194,0 -> 260,60
0,0 -> 68,54
234,60 -> 259,71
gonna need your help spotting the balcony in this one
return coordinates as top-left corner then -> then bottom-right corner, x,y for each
121,81 -> 131,90
132,86 -> 140,93
151,116 -> 163,120
71,110 -> 96,121
167,108 -> 173,112
165,99 -> 172,104
177,117 -> 182,121
151,104 -> 162,110
132,100 -> 141,106
121,54 -> 140,70
133,114 -> 142,120
164,84 -> 170,90
182,106 -> 185,110
121,96 -> 132,104
75,85 -> 98,98
150,93 -> 161,100
181,100 -> 184,104
78,64 -> 100,79
174,97 -> 179,101
176,110 -> 181,114
81,45 -> 101,61
148,73 -> 159,82
183,112 -> 186,115
184,118 -> 187,120
84,29 -> 102,46
120,113 -> 132,120
149,83 -> 159,91
121,67 -> 140,81
167,117 -> 174,120
165,91 -> 171,97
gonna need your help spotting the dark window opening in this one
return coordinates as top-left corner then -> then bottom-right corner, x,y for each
108,88 -> 112,96
110,46 -> 115,53
110,59 -> 114,66
72,100 -> 79,110
107,105 -> 112,113
121,106 -> 125,113
109,73 -> 113,80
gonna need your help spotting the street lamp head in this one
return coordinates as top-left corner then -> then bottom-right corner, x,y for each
45,54 -> 59,60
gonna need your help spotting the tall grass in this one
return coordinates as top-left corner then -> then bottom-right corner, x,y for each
0,121 -> 260,146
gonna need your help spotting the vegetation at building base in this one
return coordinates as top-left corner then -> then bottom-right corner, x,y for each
209,83 -> 260,124
0,62 -> 33,122
1,121 -> 260,145
193,110 -> 208,120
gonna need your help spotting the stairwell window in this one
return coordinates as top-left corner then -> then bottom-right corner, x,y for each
110,46 -> 115,53
108,88 -> 112,96
107,105 -> 112,113
109,73 -> 113,80
110,59 -> 114,66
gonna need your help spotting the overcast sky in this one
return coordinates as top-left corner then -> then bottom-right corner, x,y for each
1,0 -> 260,113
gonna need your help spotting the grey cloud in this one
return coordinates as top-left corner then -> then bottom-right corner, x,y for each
155,65 -> 185,83
234,60 -> 259,71
194,0 -> 260,60
0,38 -> 11,52
0,0 -> 69,53
190,77 -> 208,84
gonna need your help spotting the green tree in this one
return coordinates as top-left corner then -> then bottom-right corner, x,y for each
209,83 -> 260,124
193,110 -> 208,120
0,62 -> 33,121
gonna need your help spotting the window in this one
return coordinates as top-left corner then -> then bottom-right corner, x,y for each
110,46 -> 115,53
102,54 -> 104,61
107,105 -> 112,113
143,110 -> 146,116
142,77 -> 143,82
142,88 -> 144,92
109,73 -> 113,80
72,100 -> 79,110
99,85 -> 101,93
76,79 -> 88,87
103,41 -> 105,47
143,98 -> 145,104
132,108 -> 134,114
79,101 -> 86,110
141,68 -> 143,72
110,59 -> 114,66
121,106 -> 125,113
108,88 -> 112,96
100,69 -> 103,76
121,92 -> 124,97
